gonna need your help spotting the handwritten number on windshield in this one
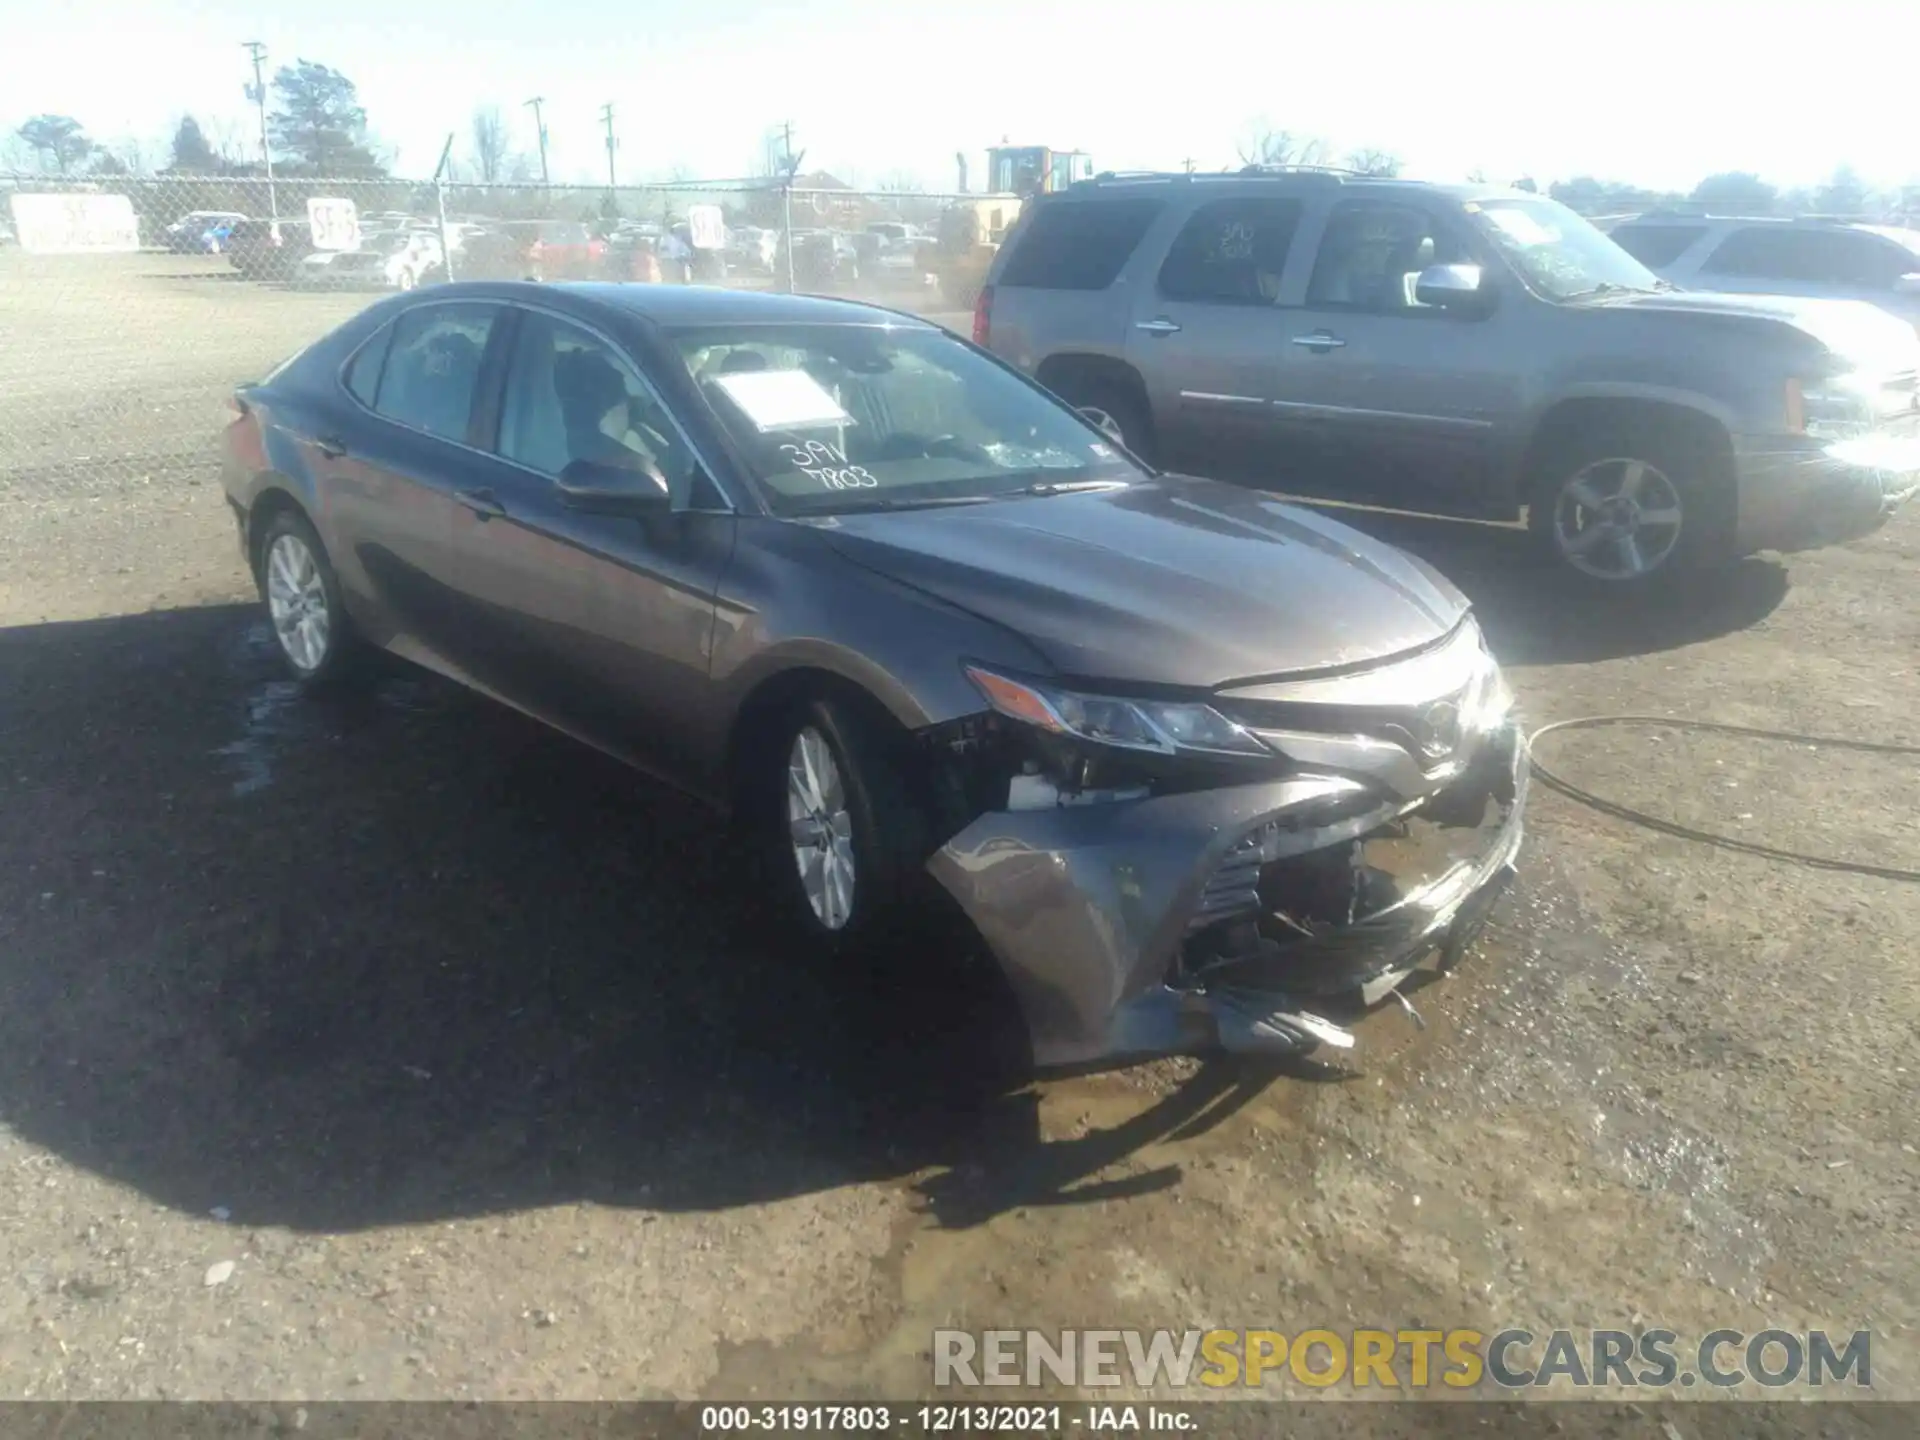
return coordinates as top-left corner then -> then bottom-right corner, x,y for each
782,439 -> 877,490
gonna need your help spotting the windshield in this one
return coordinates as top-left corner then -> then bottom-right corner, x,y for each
670,324 -> 1140,516
1467,197 -> 1664,301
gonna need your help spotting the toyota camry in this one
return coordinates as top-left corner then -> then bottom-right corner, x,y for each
221,283 -> 1525,1066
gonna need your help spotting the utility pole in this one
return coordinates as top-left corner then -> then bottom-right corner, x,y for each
774,121 -> 801,295
599,102 -> 618,189
242,40 -> 277,222
523,96 -> 549,185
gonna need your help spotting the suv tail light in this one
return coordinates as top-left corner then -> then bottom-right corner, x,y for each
972,285 -> 994,346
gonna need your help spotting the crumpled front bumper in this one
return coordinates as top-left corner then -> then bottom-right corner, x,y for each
928,722 -> 1527,1068
1732,430 -> 1920,555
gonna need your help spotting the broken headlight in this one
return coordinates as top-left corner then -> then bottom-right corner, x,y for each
964,665 -> 1272,758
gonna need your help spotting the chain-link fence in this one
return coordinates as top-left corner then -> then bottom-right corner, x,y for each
0,172 -> 995,568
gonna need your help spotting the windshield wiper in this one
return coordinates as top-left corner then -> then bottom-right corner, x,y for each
791,493 -> 1000,516
1017,477 -> 1131,496
1565,280 -> 1670,301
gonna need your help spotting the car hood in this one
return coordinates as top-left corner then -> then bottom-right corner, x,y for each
1607,289 -> 1920,371
815,476 -> 1469,690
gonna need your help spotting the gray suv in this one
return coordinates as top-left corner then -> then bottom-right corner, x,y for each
979,171 -> 1920,586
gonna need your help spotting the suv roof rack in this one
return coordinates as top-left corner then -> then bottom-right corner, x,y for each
1072,165 -> 1372,192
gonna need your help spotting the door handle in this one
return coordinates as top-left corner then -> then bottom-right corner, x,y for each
1135,318 -> 1182,336
455,487 -> 506,520
315,434 -> 348,458
1291,332 -> 1347,351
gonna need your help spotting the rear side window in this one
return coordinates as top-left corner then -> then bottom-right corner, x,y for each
371,303 -> 498,443
1158,198 -> 1304,305
1610,224 -> 1707,266
1701,226 -> 1910,288
344,323 -> 394,405
997,198 -> 1162,290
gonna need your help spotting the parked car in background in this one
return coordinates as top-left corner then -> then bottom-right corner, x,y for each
220,282 -> 1525,1066
779,229 -> 861,288
526,220 -> 608,280
981,171 -> 1920,588
225,219 -> 317,280
164,210 -> 248,254
1609,214 -> 1920,333
297,229 -> 445,291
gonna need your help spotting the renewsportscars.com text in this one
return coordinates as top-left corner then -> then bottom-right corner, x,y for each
932,1327 -> 1873,1391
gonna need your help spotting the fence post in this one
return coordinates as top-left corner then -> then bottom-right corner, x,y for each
781,177 -> 796,295
436,178 -> 455,282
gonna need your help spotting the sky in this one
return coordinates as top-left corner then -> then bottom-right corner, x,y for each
2,0 -> 1916,191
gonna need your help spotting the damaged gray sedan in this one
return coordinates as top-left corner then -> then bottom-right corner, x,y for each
222,284 -> 1524,1068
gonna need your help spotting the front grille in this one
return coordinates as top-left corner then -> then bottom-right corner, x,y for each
1216,687 -> 1474,770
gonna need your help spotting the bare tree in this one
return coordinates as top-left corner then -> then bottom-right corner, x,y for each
470,105 -> 510,185
878,169 -> 927,193
1345,148 -> 1402,177
1234,122 -> 1331,169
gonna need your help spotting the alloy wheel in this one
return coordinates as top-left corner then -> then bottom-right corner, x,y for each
787,725 -> 856,931
1078,406 -> 1127,446
1552,457 -> 1684,580
264,532 -> 332,673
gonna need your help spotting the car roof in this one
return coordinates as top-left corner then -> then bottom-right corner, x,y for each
539,283 -> 940,328
1061,170 -> 1524,204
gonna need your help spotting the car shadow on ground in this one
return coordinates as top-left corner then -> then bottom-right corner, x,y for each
1296,504 -> 1791,666
0,603 -> 1291,1236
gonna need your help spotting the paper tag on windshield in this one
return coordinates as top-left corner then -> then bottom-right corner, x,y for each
1484,208 -> 1557,247
713,369 -> 853,432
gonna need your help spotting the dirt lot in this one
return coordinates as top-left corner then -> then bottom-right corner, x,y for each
0,252 -> 1915,1425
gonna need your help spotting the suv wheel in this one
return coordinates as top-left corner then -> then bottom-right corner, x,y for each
1528,423 -> 1729,586
1048,375 -> 1156,465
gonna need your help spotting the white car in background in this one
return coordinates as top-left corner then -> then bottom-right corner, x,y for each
1610,213 -> 1920,334
297,229 -> 444,291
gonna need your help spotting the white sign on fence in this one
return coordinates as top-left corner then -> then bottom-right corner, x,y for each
687,204 -> 725,251
7,193 -> 141,254
307,197 -> 361,252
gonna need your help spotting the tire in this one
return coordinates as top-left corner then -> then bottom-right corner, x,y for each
757,695 -> 930,951
1046,372 -> 1157,467
254,508 -> 365,689
1526,419 -> 1732,588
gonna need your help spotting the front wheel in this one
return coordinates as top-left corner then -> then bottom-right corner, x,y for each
1527,424 -> 1731,587
762,697 -> 930,949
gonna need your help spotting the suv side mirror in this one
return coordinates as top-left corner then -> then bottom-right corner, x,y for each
556,457 -> 672,517
1414,263 -> 1491,312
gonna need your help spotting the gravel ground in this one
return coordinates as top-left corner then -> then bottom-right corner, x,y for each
0,253 -> 1915,1426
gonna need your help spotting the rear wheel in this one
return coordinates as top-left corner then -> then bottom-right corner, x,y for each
256,509 -> 365,688
1527,421 -> 1731,587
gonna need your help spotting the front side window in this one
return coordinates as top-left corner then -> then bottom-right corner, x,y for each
1307,201 -> 1475,312
497,311 -> 698,500
1158,198 -> 1303,305
672,324 -> 1138,516
371,303 -> 497,442
1465,196 -> 1662,301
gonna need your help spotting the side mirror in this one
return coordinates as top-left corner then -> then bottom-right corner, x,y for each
556,457 -> 672,517
1413,263 -> 1492,312
1894,273 -> 1920,296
